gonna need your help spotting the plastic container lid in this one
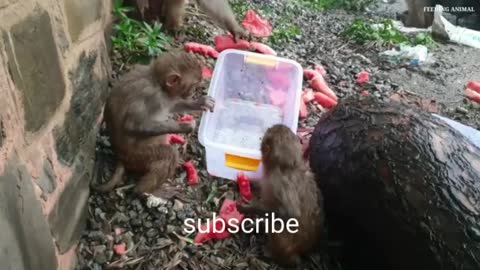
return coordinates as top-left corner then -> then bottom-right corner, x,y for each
199,49 -> 303,160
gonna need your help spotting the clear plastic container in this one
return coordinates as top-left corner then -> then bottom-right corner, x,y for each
198,49 -> 303,180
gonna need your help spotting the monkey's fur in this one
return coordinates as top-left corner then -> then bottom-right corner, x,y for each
237,124 -> 325,266
126,0 -> 249,40
95,51 -> 214,194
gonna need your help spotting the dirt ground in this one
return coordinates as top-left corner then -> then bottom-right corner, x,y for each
76,1 -> 480,269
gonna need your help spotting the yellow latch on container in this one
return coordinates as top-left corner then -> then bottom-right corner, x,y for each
244,55 -> 278,68
225,153 -> 261,171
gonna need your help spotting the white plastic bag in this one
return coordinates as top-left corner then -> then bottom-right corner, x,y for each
380,44 -> 433,65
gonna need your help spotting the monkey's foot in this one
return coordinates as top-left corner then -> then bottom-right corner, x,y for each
145,193 -> 168,208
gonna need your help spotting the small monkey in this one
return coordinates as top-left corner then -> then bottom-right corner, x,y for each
128,0 -> 249,41
95,50 -> 214,194
237,124 -> 325,266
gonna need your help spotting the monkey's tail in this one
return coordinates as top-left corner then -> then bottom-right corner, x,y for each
93,163 -> 126,193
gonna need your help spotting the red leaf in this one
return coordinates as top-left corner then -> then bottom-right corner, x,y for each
194,200 -> 245,244
184,42 -> 219,59
299,99 -> 308,119
113,243 -> 127,256
314,65 -> 327,77
314,92 -> 337,109
241,10 -> 273,37
237,173 -> 252,201
304,69 -> 318,80
214,35 -> 251,52
302,88 -> 315,103
178,115 -> 194,123
168,134 -> 185,145
250,42 -> 276,55
310,75 -> 338,101
219,199 -> 245,224
184,161 -> 199,185
356,71 -> 370,85
202,67 -> 213,79
467,80 -> 480,93
194,218 -> 231,244
465,88 -> 480,103
194,229 -> 212,244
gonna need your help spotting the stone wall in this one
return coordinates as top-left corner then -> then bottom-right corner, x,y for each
0,0 -> 111,269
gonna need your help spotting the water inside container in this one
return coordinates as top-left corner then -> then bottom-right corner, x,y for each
212,99 -> 283,150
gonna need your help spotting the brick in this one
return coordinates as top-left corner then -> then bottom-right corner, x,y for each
37,159 -> 57,201
0,157 -> 58,270
0,0 -> 17,9
48,157 -> 93,253
64,0 -> 102,42
4,7 -> 66,132
54,51 -> 107,165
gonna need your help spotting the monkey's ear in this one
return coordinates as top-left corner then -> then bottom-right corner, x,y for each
166,72 -> 182,88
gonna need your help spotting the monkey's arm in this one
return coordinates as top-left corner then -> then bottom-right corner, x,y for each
194,0 -> 249,40
124,100 -> 193,136
237,200 -> 292,220
237,199 -> 271,216
170,96 -> 214,113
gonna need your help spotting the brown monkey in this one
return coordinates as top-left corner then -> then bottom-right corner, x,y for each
400,0 -> 435,28
95,50 -> 214,194
237,124 -> 325,266
128,0 -> 249,40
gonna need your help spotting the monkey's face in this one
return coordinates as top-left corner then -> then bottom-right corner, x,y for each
261,124 -> 302,169
153,50 -> 203,98
178,72 -> 202,99
164,70 -> 202,98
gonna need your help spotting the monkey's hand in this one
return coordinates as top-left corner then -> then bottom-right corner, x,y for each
230,25 -> 250,42
197,96 -> 215,112
237,199 -> 268,216
179,121 -> 196,133
236,200 -> 253,214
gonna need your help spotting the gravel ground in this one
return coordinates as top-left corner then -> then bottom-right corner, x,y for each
76,1 -> 480,269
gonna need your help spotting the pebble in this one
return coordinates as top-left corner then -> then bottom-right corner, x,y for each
93,245 -> 107,264
177,211 -> 187,221
173,199 -> 184,212
112,213 -> 129,223
146,228 -> 158,238
88,231 -> 107,243
168,212 -> 177,222
129,210 -> 137,218
166,225 -> 176,233
131,218 -> 142,227
455,107 -> 468,115
158,206 -> 169,214
106,250 -> 114,261
94,208 -> 106,220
